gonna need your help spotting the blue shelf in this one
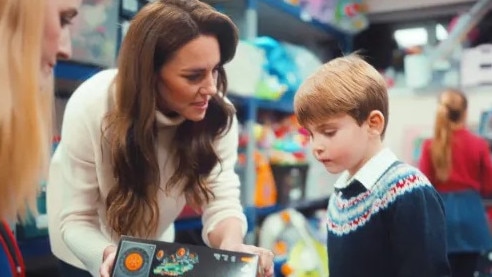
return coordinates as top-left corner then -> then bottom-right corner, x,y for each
228,94 -> 294,114
259,0 -> 347,42
54,61 -> 103,81
256,97 -> 293,113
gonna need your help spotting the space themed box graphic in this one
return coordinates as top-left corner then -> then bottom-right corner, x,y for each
111,236 -> 259,277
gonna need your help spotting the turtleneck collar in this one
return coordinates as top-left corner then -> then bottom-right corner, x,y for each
155,110 -> 186,128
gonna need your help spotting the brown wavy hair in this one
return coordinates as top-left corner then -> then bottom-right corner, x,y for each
431,89 -> 467,182
103,0 -> 238,238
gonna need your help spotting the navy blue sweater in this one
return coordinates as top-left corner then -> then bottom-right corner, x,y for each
327,162 -> 450,277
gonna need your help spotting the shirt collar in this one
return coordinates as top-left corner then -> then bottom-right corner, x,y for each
333,148 -> 398,190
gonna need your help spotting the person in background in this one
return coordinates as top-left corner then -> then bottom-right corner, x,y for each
419,89 -> 492,277
46,1 -> 275,277
294,54 -> 450,277
0,0 -> 80,276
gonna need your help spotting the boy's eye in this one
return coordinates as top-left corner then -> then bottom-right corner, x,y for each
323,130 -> 336,137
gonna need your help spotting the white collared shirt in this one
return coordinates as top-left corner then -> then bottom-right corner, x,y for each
334,148 -> 398,190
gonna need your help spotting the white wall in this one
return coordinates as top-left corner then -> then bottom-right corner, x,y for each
385,88 -> 492,165
366,0 -> 475,14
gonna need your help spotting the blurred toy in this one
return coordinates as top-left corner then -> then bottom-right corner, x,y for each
284,0 -> 301,6
270,116 -> 309,165
256,76 -> 288,100
254,36 -> 302,96
253,151 -> 278,207
258,209 -> 329,277
299,0 -> 336,25
281,42 -> 323,80
70,0 -> 119,67
333,0 -> 369,34
236,137 -> 277,208
225,41 -> 265,97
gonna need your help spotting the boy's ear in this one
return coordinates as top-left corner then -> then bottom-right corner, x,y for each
367,110 -> 385,136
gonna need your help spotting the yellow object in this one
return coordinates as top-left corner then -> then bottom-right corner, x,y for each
287,240 -> 329,277
258,209 -> 329,276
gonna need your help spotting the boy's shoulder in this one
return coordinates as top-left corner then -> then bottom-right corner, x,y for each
374,161 -> 436,202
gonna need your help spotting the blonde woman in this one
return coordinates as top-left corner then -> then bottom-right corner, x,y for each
419,89 -> 492,277
0,0 -> 80,276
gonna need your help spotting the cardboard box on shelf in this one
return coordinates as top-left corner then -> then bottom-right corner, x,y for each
461,44 -> 492,88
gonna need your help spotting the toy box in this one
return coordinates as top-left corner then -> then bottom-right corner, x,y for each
69,0 -> 120,67
461,44 -> 492,88
111,236 -> 259,277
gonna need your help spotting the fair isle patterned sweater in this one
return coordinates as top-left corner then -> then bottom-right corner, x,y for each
326,149 -> 450,277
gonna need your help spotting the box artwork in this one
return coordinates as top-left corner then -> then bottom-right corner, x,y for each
111,236 -> 259,277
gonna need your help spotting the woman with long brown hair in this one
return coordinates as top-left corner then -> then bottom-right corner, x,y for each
46,1 -> 274,276
419,89 -> 492,277
0,0 -> 80,276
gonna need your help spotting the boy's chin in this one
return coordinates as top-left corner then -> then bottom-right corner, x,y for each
324,165 -> 344,175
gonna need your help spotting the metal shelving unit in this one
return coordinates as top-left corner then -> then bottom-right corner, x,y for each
222,0 -> 353,243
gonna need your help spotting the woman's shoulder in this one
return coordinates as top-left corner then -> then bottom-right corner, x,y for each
458,128 -> 488,146
69,69 -> 117,103
64,69 -> 118,121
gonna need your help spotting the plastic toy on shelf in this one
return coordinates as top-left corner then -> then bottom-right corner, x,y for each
260,0 -> 348,42
258,209 -> 328,277
70,0 -> 120,67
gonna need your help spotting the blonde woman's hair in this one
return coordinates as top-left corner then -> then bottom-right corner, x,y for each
431,89 -> 467,182
0,0 -> 52,221
294,53 -> 389,137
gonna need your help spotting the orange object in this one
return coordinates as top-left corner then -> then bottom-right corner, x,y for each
281,263 -> 295,276
177,247 -> 186,257
254,151 -> 277,207
124,252 -> 144,272
273,240 -> 288,256
241,256 -> 255,263
280,210 -> 291,223
156,250 -> 164,260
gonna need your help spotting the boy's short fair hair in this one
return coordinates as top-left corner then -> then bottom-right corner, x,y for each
294,54 -> 389,137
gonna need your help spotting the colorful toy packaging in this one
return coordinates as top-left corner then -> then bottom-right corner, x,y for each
111,236 -> 259,277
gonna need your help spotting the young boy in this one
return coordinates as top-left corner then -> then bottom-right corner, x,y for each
294,54 -> 450,277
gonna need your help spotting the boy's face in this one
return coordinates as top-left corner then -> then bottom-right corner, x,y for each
305,113 -> 378,176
